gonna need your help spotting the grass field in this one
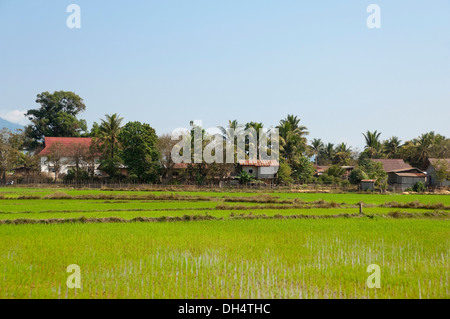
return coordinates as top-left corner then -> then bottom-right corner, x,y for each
0,187 -> 448,299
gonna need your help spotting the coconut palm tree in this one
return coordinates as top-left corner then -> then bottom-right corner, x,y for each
363,130 -> 382,158
382,136 -> 402,158
277,115 -> 309,163
310,138 -> 324,165
245,122 -> 264,159
413,132 -> 435,164
99,113 -> 124,159
333,142 -> 352,165
321,142 -> 335,164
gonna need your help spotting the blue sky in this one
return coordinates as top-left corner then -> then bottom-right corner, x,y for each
0,0 -> 449,150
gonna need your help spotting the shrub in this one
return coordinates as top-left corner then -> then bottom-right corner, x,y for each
412,181 -> 426,193
277,162 -> 293,184
349,168 -> 368,185
341,180 -> 350,188
237,170 -> 255,185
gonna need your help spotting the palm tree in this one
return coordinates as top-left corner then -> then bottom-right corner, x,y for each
363,130 -> 382,158
322,143 -> 335,164
382,136 -> 402,158
333,142 -> 352,165
310,138 -> 324,165
277,115 -> 309,163
245,122 -> 264,159
279,115 -> 309,139
100,113 -> 124,159
413,132 -> 435,164
335,142 -> 351,154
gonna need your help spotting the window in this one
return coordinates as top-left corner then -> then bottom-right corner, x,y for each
249,169 -> 253,174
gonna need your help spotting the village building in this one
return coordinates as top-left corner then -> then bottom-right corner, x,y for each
423,158 -> 450,187
361,179 -> 376,191
314,165 -> 354,179
39,137 -> 102,178
371,159 -> 427,191
314,165 -> 329,177
238,160 -> 279,180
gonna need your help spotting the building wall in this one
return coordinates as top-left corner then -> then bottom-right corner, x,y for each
361,182 -> 374,191
242,166 -> 277,179
40,156 -> 101,175
242,166 -> 258,178
392,176 -> 426,191
258,166 -> 277,179
426,165 -> 450,187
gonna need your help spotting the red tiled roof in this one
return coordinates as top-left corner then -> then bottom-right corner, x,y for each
238,160 -> 279,167
361,179 -> 376,182
371,159 -> 412,172
39,137 -> 93,156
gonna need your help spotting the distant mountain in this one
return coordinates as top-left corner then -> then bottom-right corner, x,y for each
0,118 -> 24,131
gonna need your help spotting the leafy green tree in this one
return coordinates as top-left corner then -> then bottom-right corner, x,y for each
326,165 -> 345,178
89,122 -> 102,138
359,159 -> 387,192
291,157 -> 315,183
0,129 -> 23,183
24,91 -> 87,148
400,132 -> 450,168
277,162 -> 293,184
349,167 -> 368,185
434,159 -> 450,187
118,121 -> 160,182
17,151 -> 40,177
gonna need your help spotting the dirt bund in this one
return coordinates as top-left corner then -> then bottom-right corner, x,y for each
0,211 -> 447,225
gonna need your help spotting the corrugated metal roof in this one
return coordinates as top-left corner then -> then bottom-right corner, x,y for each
393,173 -> 427,177
238,160 -> 279,167
173,163 -> 189,169
372,159 -> 412,172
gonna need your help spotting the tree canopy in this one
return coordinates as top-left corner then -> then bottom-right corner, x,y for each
25,91 -> 87,148
118,121 -> 160,182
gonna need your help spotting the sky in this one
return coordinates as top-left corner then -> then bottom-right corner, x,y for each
0,0 -> 449,150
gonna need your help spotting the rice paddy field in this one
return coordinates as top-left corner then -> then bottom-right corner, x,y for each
0,186 -> 448,299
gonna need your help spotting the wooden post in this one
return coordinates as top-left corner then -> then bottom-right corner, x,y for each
359,202 -> 363,214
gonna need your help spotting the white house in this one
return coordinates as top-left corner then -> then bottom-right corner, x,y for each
39,137 -> 102,178
238,160 -> 279,179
